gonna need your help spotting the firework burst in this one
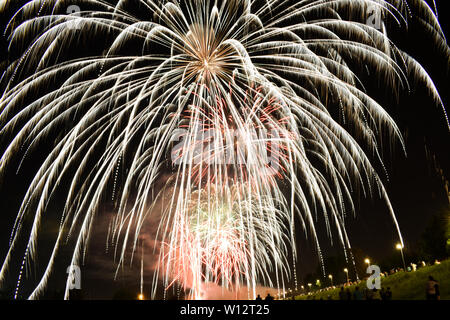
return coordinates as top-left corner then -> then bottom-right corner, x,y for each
0,0 -> 448,299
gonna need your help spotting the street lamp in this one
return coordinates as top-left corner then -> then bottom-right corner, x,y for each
343,268 -> 349,284
364,258 -> 370,266
396,243 -> 406,271
328,274 -> 333,287
138,293 -> 144,300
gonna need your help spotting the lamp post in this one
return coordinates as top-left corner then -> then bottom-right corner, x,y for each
364,258 -> 370,267
396,243 -> 406,271
343,268 -> 349,284
328,274 -> 333,287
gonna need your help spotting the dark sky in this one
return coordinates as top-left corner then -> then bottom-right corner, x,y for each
295,0 -> 450,284
0,0 -> 449,299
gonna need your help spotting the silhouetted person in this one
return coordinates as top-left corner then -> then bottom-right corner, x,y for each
69,289 -> 84,300
265,293 -> 274,301
255,294 -> 262,300
385,287 -> 392,300
365,287 -> 373,300
372,288 -> 380,300
353,286 -> 363,300
345,288 -> 352,300
426,276 -> 440,300
339,287 -> 346,300
380,288 -> 386,300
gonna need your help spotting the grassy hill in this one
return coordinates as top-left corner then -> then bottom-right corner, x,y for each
296,259 -> 450,300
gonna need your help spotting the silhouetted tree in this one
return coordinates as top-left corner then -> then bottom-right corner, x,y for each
418,206 -> 449,261
112,287 -> 136,300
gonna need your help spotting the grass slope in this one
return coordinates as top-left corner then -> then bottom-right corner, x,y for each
296,259 -> 450,300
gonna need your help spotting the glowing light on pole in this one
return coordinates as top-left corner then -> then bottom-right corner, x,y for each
396,243 -> 407,271
316,279 -> 321,288
343,268 -> 349,284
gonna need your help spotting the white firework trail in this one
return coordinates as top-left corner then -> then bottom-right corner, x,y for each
0,0 -> 448,299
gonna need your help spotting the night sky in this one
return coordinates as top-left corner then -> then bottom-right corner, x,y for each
0,1 -> 449,299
